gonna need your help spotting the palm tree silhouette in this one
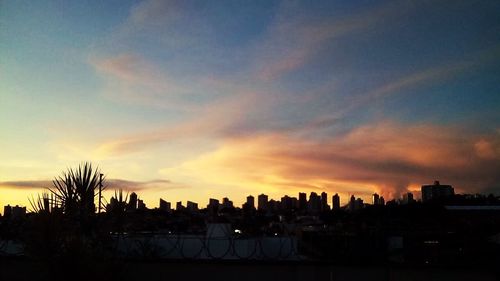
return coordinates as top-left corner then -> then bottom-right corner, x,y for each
49,162 -> 105,218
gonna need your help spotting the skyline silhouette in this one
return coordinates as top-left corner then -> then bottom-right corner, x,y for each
2,1 -> 500,280
1,1 -> 500,212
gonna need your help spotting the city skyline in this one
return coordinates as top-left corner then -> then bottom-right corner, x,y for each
1,1 -> 500,211
3,177 -> 460,215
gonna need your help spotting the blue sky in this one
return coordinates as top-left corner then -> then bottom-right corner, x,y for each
1,0 -> 499,209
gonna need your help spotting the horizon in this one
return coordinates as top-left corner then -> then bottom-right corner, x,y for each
0,176 -> 480,215
1,1 -> 500,212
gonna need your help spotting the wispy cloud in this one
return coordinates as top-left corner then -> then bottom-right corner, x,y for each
303,46 -> 500,132
253,1 -> 419,80
89,53 -> 200,110
0,180 -> 53,190
0,179 -> 184,192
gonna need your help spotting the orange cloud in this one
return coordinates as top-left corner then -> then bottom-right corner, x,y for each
163,122 -> 500,201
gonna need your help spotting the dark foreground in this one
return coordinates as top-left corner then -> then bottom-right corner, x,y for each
0,259 -> 497,281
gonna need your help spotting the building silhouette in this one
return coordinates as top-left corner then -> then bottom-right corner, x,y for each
187,201 -> 198,212
128,192 -> 138,211
402,192 -> 415,204
373,193 -> 380,205
245,195 -> 255,209
348,195 -> 364,211
421,181 -> 454,202
308,192 -> 321,213
176,201 -> 184,210
137,199 -> 146,210
280,195 -> 293,211
298,192 -> 307,211
321,192 -> 329,211
258,194 -> 268,211
159,198 -> 171,212
207,198 -> 219,214
222,197 -> 233,209
332,193 -> 340,210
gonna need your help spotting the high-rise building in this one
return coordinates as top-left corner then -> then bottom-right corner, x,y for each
176,201 -> 184,210
258,194 -> 268,211
268,199 -> 279,212
222,197 -> 233,209
281,195 -> 293,211
137,199 -> 146,210
332,193 -> 340,210
373,193 -> 380,205
356,198 -> 364,210
421,181 -> 454,202
308,192 -> 321,213
379,196 -> 385,206
159,198 -> 171,212
245,195 -> 255,209
128,192 -> 138,211
3,205 -> 12,218
298,192 -> 307,210
348,195 -> 356,211
187,201 -> 198,211
321,192 -> 329,211
402,192 -> 415,204
207,198 -> 219,213
348,195 -> 364,211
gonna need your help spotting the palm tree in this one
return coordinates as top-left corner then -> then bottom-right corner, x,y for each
50,162 -> 105,218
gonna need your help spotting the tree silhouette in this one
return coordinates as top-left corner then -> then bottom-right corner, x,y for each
49,162 -> 105,218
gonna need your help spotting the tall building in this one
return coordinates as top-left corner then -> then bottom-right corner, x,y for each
348,195 -> 364,211
222,197 -> 233,209
308,192 -> 321,213
373,193 -> 380,205
268,199 -> 279,212
356,198 -> 364,210
332,193 -> 340,210
128,192 -> 138,211
379,196 -> 385,206
245,195 -> 255,209
348,195 -> 356,211
176,201 -> 184,210
421,181 -> 454,202
207,198 -> 219,213
137,199 -> 146,210
258,194 -> 268,211
187,201 -> 198,211
321,192 -> 329,211
298,192 -> 307,210
159,198 -> 171,212
3,205 -> 12,218
402,192 -> 415,204
281,195 -> 293,211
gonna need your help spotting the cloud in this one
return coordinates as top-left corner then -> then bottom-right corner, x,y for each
93,87 -> 271,156
0,180 -> 53,190
474,139 -> 500,160
301,46 -> 500,132
162,121 -> 500,200
89,53 -> 197,110
106,179 -> 185,192
0,179 -> 184,192
128,0 -> 181,27
253,1 -> 418,80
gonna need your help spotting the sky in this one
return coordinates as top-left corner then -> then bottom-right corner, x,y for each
1,0 -> 500,211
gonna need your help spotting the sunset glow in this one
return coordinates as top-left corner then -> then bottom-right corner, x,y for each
1,0 -> 499,212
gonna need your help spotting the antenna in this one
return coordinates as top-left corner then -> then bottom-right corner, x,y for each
99,173 -> 104,213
